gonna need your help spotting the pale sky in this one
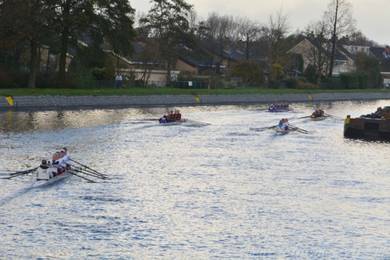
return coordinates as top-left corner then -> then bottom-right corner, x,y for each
131,0 -> 390,45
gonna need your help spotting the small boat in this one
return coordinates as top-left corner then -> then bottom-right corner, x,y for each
159,119 -> 187,126
268,104 -> 291,113
310,115 -> 328,121
274,127 -> 290,135
33,165 -> 71,188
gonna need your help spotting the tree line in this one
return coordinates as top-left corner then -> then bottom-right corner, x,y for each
0,0 -> 381,88
0,0 -> 135,88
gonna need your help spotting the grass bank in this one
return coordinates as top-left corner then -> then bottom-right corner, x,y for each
1,87 -> 390,96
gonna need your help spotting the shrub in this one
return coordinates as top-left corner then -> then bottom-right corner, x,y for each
271,63 -> 284,81
296,80 -> 319,89
284,78 -> 298,88
230,61 -> 264,86
304,64 -> 319,84
340,73 -> 368,89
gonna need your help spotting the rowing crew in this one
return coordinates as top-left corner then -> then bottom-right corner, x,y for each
269,104 -> 290,112
40,147 -> 70,176
278,118 -> 290,131
312,109 -> 325,118
159,110 -> 182,123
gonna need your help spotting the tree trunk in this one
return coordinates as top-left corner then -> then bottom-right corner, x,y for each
246,34 -> 250,60
166,60 -> 171,87
216,37 -> 224,74
28,40 -> 39,88
58,27 -> 69,83
328,0 -> 339,78
58,0 -> 71,83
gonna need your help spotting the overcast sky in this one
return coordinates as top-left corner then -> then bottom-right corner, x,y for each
131,0 -> 389,45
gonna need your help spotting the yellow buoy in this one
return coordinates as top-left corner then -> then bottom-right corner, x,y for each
5,96 -> 14,106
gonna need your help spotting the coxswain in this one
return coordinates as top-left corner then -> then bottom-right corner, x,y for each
159,115 -> 168,124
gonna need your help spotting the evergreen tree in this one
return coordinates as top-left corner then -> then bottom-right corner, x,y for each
47,0 -> 135,83
140,0 -> 193,85
0,0 -> 53,88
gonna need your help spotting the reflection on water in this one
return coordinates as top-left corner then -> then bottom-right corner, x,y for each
0,100 -> 390,258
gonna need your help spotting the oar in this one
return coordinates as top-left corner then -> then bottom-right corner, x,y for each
73,167 -> 107,179
250,125 -> 277,132
72,165 -> 106,177
324,113 -> 341,119
290,125 -> 309,134
3,167 -> 39,176
71,168 -> 107,180
69,159 -> 107,178
70,159 -> 106,177
143,118 -> 160,121
298,115 -> 312,119
68,171 -> 97,183
0,167 -> 39,179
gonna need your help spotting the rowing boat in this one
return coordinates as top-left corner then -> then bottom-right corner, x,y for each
33,166 -> 71,188
274,127 -> 290,135
268,108 -> 291,113
268,104 -> 291,113
311,116 -> 327,121
159,119 -> 187,126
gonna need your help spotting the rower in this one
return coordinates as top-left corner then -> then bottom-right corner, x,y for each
278,118 -> 289,130
168,110 -> 174,121
312,109 -> 325,118
159,115 -> 168,124
278,118 -> 284,128
60,147 -> 71,169
282,118 -> 289,130
175,110 -> 182,120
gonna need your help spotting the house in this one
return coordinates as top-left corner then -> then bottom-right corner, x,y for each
288,38 -> 356,76
175,44 -> 223,75
370,45 -> 390,86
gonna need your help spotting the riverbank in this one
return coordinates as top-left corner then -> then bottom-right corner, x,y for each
1,88 -> 390,110
1,87 -> 390,96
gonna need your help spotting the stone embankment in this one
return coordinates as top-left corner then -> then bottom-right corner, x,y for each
1,92 -> 390,110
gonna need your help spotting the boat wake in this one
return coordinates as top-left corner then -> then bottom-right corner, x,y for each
0,183 -> 35,206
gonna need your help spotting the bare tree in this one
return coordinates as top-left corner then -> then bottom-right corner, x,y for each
204,13 -> 238,73
324,0 -> 355,77
305,21 -> 331,82
235,18 -> 262,60
265,9 -> 289,65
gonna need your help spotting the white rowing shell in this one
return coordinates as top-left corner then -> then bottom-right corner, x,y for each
33,170 -> 71,188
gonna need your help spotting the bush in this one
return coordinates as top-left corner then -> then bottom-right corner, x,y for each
284,78 -> 298,88
340,73 -> 368,89
304,64 -> 318,84
271,63 -> 284,81
230,61 -> 264,86
296,80 -> 319,89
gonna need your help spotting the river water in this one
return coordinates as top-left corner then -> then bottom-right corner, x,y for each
0,101 -> 390,259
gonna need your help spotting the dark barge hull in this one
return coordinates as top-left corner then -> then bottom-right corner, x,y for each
344,117 -> 390,141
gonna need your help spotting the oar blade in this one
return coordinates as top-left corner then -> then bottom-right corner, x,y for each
69,171 -> 97,183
